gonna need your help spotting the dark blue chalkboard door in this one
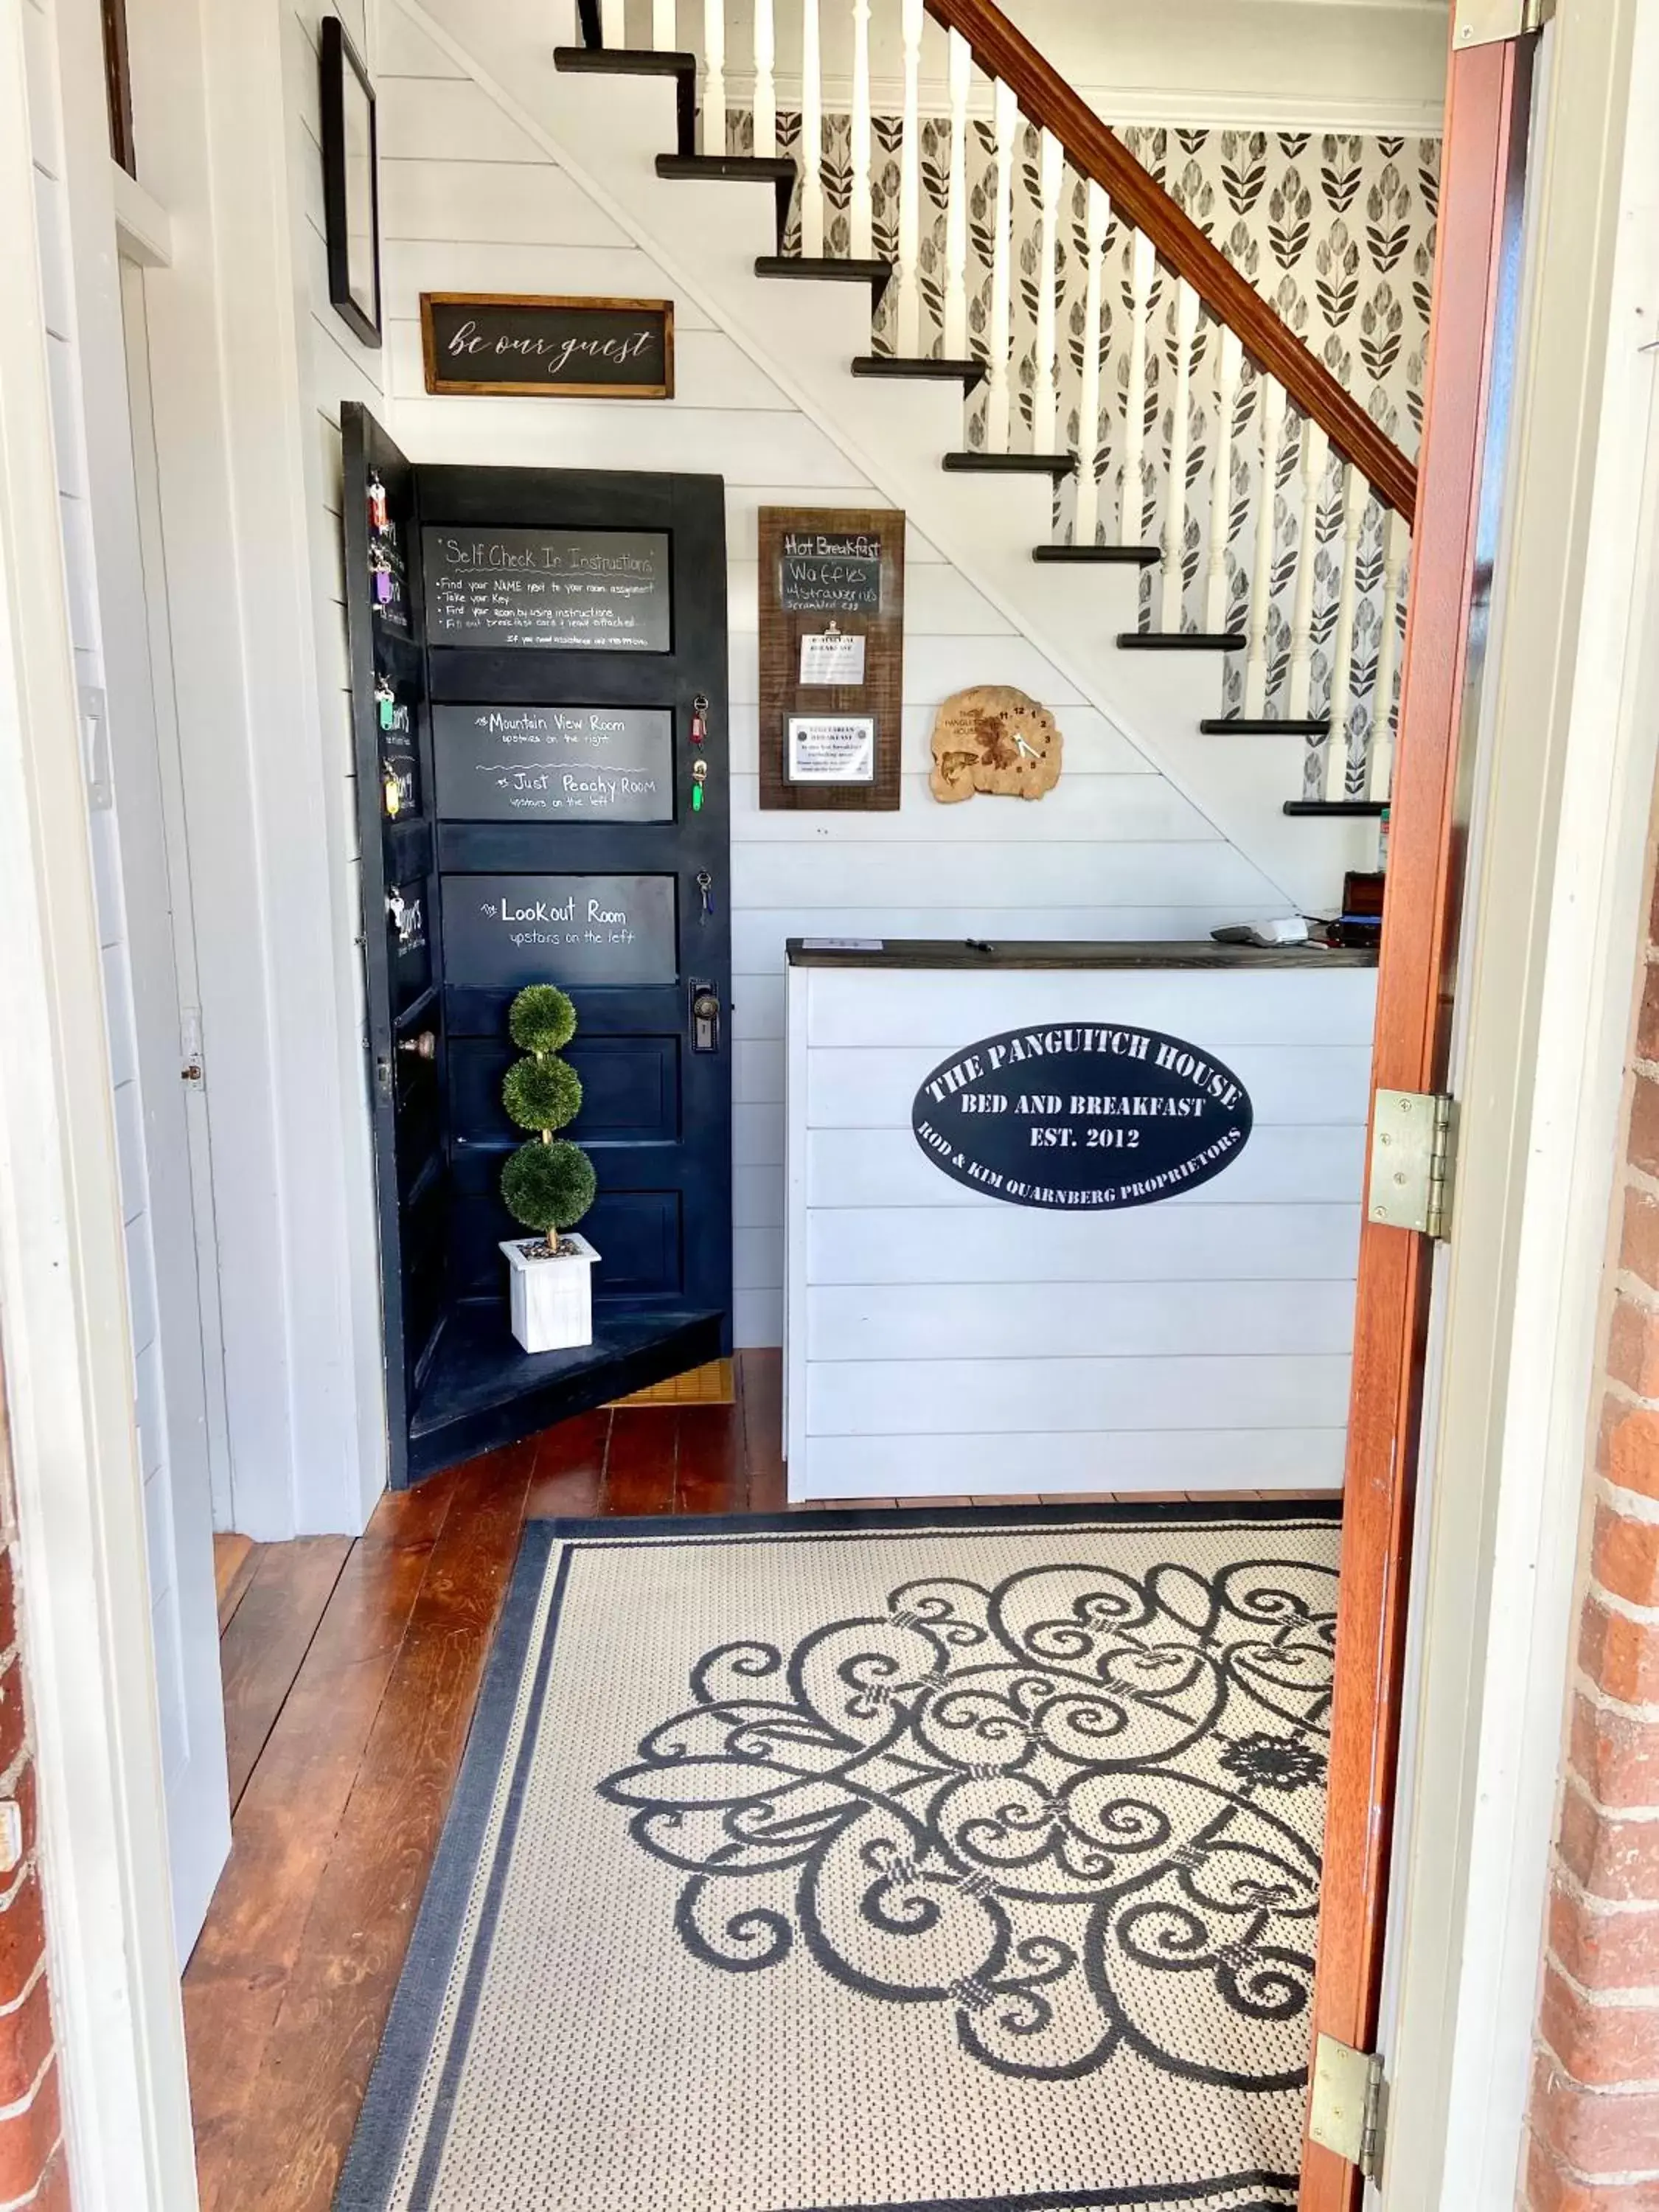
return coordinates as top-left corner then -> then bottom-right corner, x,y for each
343,406 -> 731,1484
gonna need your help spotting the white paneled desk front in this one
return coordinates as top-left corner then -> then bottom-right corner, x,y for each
783,939 -> 1379,1500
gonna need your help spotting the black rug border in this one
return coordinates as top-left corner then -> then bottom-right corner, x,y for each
529,1496 -> 1343,1537
333,1501 -> 1339,2211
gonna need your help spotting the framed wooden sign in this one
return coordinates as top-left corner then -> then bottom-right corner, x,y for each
420,293 -> 674,399
759,507 -> 904,811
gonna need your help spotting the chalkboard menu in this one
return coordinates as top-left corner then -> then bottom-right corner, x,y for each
422,527 -> 672,653
434,705 -> 673,821
779,528 -> 883,614
442,873 -> 678,989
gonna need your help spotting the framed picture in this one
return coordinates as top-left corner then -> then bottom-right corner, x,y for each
320,17 -> 381,347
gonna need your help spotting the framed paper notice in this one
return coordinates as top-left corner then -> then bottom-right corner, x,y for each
758,505 -> 903,812
787,716 -> 876,785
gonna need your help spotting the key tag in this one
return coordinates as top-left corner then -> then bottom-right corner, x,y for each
690,695 -> 709,747
375,674 -> 396,731
691,759 -> 708,813
370,547 -> 392,605
367,471 -> 389,534
383,765 -> 403,818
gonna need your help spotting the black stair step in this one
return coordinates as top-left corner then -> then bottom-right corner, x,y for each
1034,543 -> 1161,567
657,155 -> 796,241
1283,799 -> 1387,817
944,451 -> 1077,480
1200,717 -> 1332,735
1116,630 -> 1245,652
554,46 -> 696,151
756,256 -> 894,310
853,353 -> 987,392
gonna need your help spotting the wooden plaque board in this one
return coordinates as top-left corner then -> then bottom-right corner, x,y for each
420,293 -> 674,400
758,507 -> 904,811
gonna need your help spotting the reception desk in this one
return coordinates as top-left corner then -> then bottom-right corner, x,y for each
783,940 -> 1379,1500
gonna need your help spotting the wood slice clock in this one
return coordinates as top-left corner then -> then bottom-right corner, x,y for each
758,506 -> 904,811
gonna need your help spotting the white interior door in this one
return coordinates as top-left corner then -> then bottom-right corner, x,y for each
112,256 -> 233,1958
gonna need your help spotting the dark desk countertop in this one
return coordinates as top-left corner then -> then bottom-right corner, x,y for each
785,937 -> 1380,972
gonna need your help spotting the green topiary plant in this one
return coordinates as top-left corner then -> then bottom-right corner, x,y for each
500,984 -> 597,1256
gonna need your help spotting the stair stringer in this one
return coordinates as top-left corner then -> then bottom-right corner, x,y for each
398,0 -> 1377,917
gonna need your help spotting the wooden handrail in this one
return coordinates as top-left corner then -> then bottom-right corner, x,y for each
922,0 -> 1418,522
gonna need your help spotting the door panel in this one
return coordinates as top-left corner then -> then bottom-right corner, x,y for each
1300,34 -> 1535,2211
343,412 -> 731,1482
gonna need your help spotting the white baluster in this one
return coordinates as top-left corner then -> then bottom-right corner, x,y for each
1160,279 -> 1200,633
652,0 -> 674,50
849,0 -> 873,260
1121,230 -> 1155,546
942,30 -> 970,356
984,77 -> 1018,453
1204,327 -> 1243,633
752,0 -> 775,156
1032,131 -> 1063,454
1243,374 -> 1287,717
1368,507 -> 1408,799
1072,180 -> 1109,548
1322,465 -> 1370,798
701,0 -> 726,152
1287,416 -> 1330,721
601,0 -> 624,46
799,0 -> 824,254
894,0 -> 924,354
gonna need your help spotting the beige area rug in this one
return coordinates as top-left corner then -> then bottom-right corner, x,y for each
337,1503 -> 1342,2212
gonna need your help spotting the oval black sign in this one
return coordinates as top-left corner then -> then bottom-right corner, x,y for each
911,1022 -> 1253,1210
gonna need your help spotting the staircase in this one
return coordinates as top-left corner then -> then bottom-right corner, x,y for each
403,0 -> 1420,915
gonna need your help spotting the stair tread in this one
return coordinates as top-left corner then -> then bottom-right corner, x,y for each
1117,630 -> 1246,650
1034,544 -> 1161,566
853,354 -> 987,389
945,450 -> 1077,479
1200,717 -> 1332,735
756,256 -> 894,307
757,255 -> 893,279
1283,799 -> 1387,817
554,45 -> 695,72
657,153 -> 797,180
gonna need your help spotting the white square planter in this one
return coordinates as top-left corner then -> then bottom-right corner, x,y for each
501,1233 -> 599,1353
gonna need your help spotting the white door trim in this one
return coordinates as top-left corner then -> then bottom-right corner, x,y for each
1380,4 -> 1659,2202
0,1 -> 198,2205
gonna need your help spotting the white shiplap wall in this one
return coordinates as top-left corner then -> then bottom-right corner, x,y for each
324,3 -> 1295,1346
787,960 -> 1377,1495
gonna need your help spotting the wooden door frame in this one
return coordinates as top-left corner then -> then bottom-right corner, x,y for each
1300,27 -> 1536,2211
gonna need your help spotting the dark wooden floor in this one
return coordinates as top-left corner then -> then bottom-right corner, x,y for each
185,1350 -> 1326,2211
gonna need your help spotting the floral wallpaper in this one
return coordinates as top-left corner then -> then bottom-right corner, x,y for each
731,107 -> 1439,790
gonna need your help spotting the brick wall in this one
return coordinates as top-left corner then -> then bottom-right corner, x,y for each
0,1387 -> 69,2212
1526,875 -> 1659,2209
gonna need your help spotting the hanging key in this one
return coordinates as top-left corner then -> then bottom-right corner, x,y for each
375,674 -> 396,731
370,547 -> 393,605
691,759 -> 708,813
368,470 -> 389,532
690,694 -> 709,746
695,869 -> 714,922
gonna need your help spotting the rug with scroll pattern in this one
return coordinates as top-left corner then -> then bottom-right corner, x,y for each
337,1503 -> 1340,2212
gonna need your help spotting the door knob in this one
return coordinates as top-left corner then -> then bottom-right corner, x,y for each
398,1030 -> 437,1061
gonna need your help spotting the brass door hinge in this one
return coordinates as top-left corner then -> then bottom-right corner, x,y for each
1453,0 -> 1553,48
1368,1089 -> 1456,1241
1309,2034 -> 1388,2183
